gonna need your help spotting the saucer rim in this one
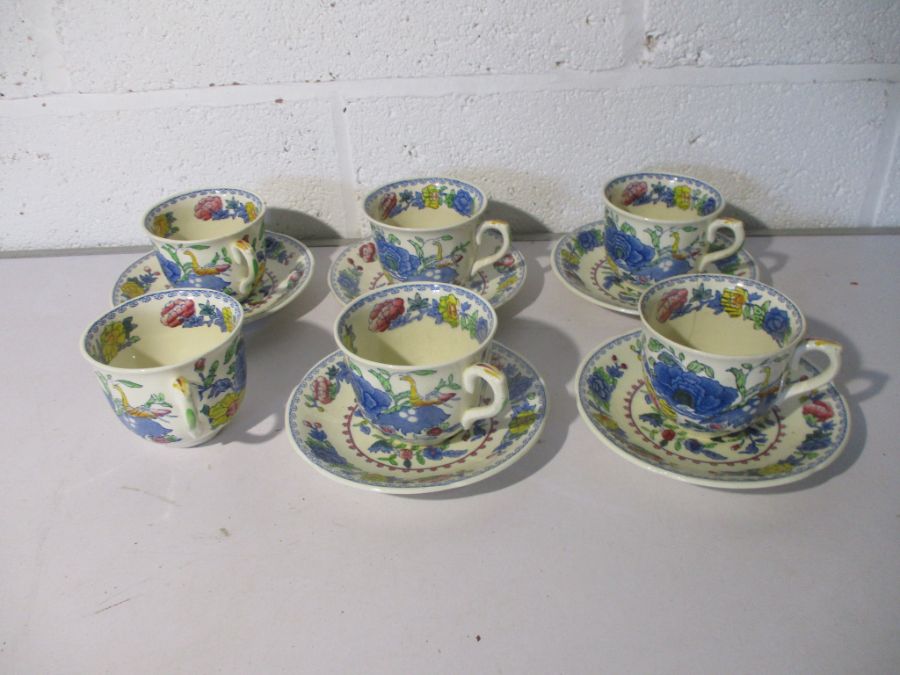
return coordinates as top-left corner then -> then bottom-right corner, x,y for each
551,222 -> 759,316
284,341 -> 548,495
327,236 -> 527,309
111,232 -> 314,324
575,329 -> 851,489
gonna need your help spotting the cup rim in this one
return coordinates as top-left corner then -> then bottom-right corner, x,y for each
142,187 -> 267,245
361,177 -> 488,232
333,281 -> 498,371
80,288 -> 245,374
602,172 -> 726,226
638,273 -> 807,360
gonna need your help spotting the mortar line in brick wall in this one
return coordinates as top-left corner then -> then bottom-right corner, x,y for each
865,85 -> 900,227
3,64 -> 899,117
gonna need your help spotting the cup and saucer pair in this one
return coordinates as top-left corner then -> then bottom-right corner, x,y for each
112,232 -> 314,322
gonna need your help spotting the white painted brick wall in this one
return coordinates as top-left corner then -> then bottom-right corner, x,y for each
1,0 -> 898,251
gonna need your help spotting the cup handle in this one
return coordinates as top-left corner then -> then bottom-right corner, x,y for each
460,362 -> 508,430
231,239 -> 259,296
778,338 -> 842,404
697,217 -> 745,271
470,220 -> 512,277
172,376 -> 206,441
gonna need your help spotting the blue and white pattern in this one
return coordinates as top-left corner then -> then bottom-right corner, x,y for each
144,187 -> 264,231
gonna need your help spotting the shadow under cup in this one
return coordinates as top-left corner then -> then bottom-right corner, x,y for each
334,282 -> 506,443
639,274 -> 841,434
80,289 -> 247,447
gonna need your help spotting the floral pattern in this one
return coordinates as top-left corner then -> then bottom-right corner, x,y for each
96,374 -> 180,444
98,317 -> 140,364
373,230 -> 470,284
159,298 -> 235,332
614,178 -> 718,217
378,183 -> 478,221
604,212 -> 694,282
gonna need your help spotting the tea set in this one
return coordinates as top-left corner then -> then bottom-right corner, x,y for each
80,174 -> 850,491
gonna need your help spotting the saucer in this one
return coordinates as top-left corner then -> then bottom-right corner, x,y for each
112,233 -> 314,323
285,342 -> 547,494
576,330 -> 850,489
552,221 -> 759,315
328,230 -> 526,308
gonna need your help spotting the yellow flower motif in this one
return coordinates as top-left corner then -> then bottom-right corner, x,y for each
222,306 -> 235,333
438,294 -> 460,327
422,184 -> 441,209
720,286 -> 749,317
172,377 -> 190,395
120,280 -> 145,299
152,213 -> 173,237
208,390 -> 244,428
674,185 -> 692,210
509,409 -> 537,435
100,321 -> 127,363
245,201 -> 258,221
759,462 -> 793,476
593,411 -> 619,432
561,249 -> 579,267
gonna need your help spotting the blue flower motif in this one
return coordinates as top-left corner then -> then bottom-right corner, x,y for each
699,197 -> 717,216
475,317 -> 490,343
650,360 -> 739,418
452,189 -> 475,216
577,229 -> 599,252
604,221 -> 656,273
374,233 -> 422,281
588,370 -> 614,404
683,438 -> 704,453
207,378 -> 232,398
337,270 -> 360,296
232,342 -> 247,391
156,253 -> 184,284
762,307 -> 791,344
349,373 -> 391,418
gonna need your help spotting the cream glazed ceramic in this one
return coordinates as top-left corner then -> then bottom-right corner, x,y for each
81,289 -> 247,447
334,282 -> 507,444
286,342 -> 547,494
639,274 -> 842,434
113,233 -> 314,323
363,177 -> 511,286
144,188 -> 267,301
603,173 -> 745,290
577,331 -> 850,488
329,230 -> 527,308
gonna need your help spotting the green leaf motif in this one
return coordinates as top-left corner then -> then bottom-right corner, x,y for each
687,361 -> 716,378
727,367 -> 747,395
647,338 -> 665,353
117,379 -> 143,388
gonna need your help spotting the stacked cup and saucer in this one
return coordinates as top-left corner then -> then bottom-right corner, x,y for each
567,173 -> 850,487
79,188 -> 314,447
288,178 -> 547,493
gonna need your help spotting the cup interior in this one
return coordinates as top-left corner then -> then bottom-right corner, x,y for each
336,283 -> 495,367
364,178 -> 485,230
144,188 -> 264,241
605,173 -> 722,222
83,289 -> 243,369
640,275 -> 804,357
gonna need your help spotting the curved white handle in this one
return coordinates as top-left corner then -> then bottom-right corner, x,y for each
172,376 -> 206,441
470,220 -> 512,277
698,217 -> 745,271
231,239 -> 259,296
778,338 -> 842,404
460,362 -> 508,429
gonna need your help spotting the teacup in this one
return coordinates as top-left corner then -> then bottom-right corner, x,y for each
334,281 -> 508,443
638,274 -> 842,434
144,187 -> 267,301
603,172 -> 745,289
363,177 -> 511,286
80,288 -> 247,447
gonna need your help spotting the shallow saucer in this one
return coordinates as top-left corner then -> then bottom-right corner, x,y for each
328,230 -> 526,308
576,330 -> 850,489
552,221 -> 759,315
285,342 -> 547,494
112,233 -> 314,323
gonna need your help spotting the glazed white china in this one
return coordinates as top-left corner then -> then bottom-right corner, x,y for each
81,289 -> 247,447
329,229 -> 526,307
144,187 -> 267,301
552,221 -> 758,315
334,282 -> 508,444
113,233 -> 314,323
363,177 -> 511,286
602,173 -> 745,289
577,330 -> 850,488
285,342 -> 546,493
639,274 -> 842,434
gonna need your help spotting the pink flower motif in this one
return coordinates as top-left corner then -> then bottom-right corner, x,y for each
493,253 -> 516,269
160,298 -> 196,327
803,399 -> 834,422
194,195 -> 223,221
194,358 -> 206,371
621,181 -> 648,206
656,288 -> 689,322
380,193 -> 398,220
359,242 -> 376,263
368,298 -> 405,332
311,376 -> 333,405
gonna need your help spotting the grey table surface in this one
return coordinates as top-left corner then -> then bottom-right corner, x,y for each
2,235 -> 898,674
